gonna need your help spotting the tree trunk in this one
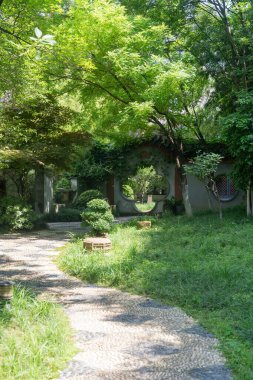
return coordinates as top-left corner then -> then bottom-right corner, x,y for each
181,178 -> 193,217
178,166 -> 193,217
211,179 -> 223,219
175,151 -> 193,217
205,185 -> 213,211
247,184 -> 253,216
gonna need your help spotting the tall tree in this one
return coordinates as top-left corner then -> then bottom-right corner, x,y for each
0,0 -> 87,209
125,0 -> 253,214
46,0 -> 213,216
185,0 -> 253,214
0,94 -> 88,206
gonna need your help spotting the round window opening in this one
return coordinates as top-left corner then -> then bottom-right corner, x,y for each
121,165 -> 168,213
214,175 -> 239,202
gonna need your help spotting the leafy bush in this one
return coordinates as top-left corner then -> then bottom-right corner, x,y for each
0,196 -> 25,211
81,199 -> 114,235
2,205 -> 35,231
74,189 -> 104,209
164,197 -> 185,215
0,197 -> 36,230
44,208 -> 81,222
55,177 -> 70,191
122,184 -> 134,199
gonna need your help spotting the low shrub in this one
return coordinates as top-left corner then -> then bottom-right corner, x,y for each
0,197 -> 36,231
81,198 -> 114,235
164,197 -> 185,215
3,205 -> 35,230
73,189 -> 104,209
44,208 -> 81,223
0,196 -> 25,212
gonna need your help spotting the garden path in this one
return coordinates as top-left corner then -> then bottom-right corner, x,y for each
0,231 -> 232,380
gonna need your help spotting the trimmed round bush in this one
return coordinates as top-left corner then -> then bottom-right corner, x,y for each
74,189 -> 104,209
81,199 -> 114,235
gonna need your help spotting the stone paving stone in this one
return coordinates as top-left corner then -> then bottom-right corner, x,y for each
0,231 -> 232,380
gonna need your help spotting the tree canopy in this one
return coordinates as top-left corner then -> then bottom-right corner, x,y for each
1,0 -> 253,214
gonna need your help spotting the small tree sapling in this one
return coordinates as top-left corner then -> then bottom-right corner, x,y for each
184,153 -> 223,219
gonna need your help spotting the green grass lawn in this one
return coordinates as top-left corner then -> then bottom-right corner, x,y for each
135,202 -> 156,212
58,208 -> 253,379
0,286 -> 75,380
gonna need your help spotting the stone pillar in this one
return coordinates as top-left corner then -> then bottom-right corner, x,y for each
44,171 -> 54,214
35,167 -> 54,214
34,166 -> 44,213
106,175 -> 115,205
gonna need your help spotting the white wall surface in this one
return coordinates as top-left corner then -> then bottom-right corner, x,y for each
187,163 -> 245,211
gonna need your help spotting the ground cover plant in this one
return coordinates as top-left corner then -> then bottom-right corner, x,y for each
58,208 -> 253,379
0,286 -> 75,380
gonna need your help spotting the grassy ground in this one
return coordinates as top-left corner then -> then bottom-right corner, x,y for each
135,202 -> 156,212
58,208 -> 253,379
0,286 -> 75,380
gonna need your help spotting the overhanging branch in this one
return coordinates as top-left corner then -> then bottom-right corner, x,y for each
0,26 -> 31,44
83,79 -> 129,105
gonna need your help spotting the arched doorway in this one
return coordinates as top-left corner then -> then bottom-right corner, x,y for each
113,144 -> 175,215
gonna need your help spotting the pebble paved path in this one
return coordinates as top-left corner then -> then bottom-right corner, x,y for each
0,231 -> 232,380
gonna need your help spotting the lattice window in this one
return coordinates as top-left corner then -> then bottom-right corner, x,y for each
215,175 -> 238,202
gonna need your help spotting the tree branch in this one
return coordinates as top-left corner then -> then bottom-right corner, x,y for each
83,79 -> 129,105
0,26 -> 31,44
90,54 -> 136,102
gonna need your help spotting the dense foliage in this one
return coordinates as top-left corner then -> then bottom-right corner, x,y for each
74,189 -> 104,209
2,0 -> 253,214
0,196 -> 36,230
122,184 -> 134,199
124,165 -> 167,202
